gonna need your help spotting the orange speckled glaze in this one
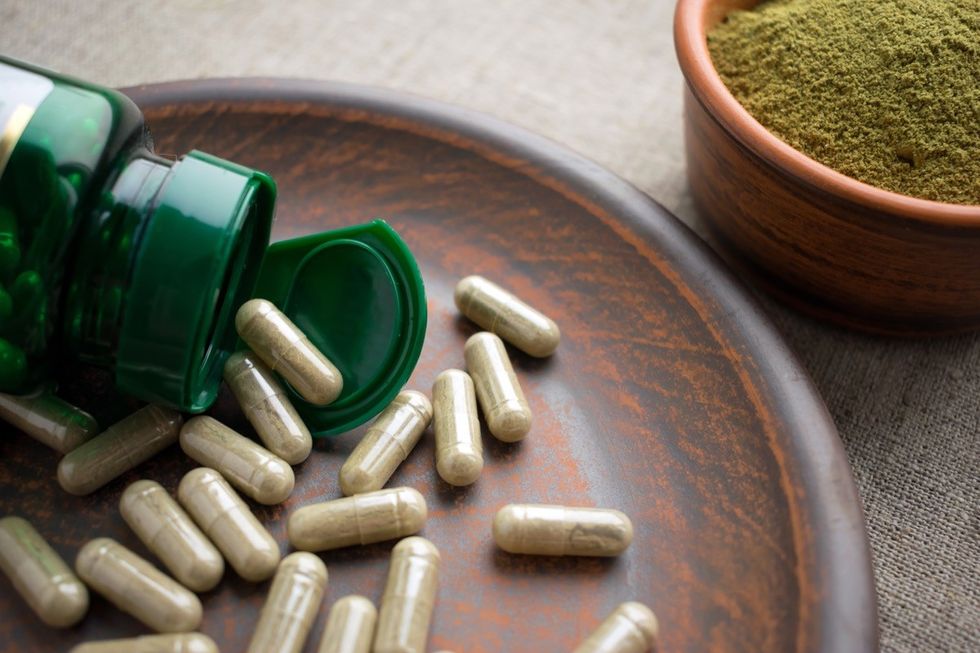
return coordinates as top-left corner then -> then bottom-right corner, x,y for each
0,80 -> 874,653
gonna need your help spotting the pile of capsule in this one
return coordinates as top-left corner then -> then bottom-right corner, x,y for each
0,276 -> 658,653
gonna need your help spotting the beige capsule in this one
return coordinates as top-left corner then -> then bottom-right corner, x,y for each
0,516 -> 88,627
119,480 -> 224,592
177,467 -> 280,582
75,538 -> 202,633
246,552 -> 328,653
432,369 -> 483,486
69,633 -> 219,653
0,392 -> 98,454
57,405 -> 182,496
180,416 -> 294,505
572,602 -> 659,653
374,536 -> 440,653
288,487 -> 427,552
454,275 -> 560,357
224,350 -> 312,464
492,504 -> 634,557
464,332 -> 531,442
235,298 -> 343,406
317,595 -> 377,653
339,391 -> 432,496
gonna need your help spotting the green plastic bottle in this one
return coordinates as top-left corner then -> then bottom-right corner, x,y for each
0,57 -> 426,435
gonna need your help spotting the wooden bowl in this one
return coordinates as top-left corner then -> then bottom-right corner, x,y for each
675,0 -> 980,335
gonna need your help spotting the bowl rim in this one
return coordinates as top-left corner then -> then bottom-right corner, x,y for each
674,0 -> 980,226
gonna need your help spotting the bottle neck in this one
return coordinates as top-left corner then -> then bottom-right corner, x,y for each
64,148 -> 275,412
63,151 -> 172,365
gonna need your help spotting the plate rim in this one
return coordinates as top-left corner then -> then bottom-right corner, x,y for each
122,78 -> 878,652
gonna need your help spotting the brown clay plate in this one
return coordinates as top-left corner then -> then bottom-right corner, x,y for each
0,80 -> 876,652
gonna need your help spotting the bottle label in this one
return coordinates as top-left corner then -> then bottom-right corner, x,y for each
0,61 -> 54,179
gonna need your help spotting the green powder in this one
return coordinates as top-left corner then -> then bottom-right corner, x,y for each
707,0 -> 980,205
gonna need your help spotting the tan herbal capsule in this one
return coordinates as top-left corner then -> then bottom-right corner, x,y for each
224,351 -> 312,464
572,602 -> 659,653
177,467 -> 280,582
0,516 -> 88,627
339,391 -> 432,496
317,595 -> 377,653
119,480 -> 224,592
454,275 -> 560,357
180,416 -> 294,505
464,332 -> 531,442
288,487 -> 427,552
69,633 -> 219,653
58,405 -> 182,496
432,369 -> 483,486
374,536 -> 440,653
0,392 -> 98,454
492,504 -> 634,556
235,299 -> 343,406
75,538 -> 202,633
246,552 -> 328,653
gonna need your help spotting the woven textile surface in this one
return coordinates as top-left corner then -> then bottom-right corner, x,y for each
3,1 -> 978,651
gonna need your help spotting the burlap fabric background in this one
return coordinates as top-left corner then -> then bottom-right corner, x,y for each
3,1 -> 977,651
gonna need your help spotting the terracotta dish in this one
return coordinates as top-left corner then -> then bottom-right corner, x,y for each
675,0 -> 980,335
0,79 -> 875,652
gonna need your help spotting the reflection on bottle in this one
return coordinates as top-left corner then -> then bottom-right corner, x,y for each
0,207 -> 20,279
11,270 -> 42,309
24,175 -> 71,265
0,284 -> 11,320
10,270 -> 46,353
0,336 -> 26,387
7,139 -> 57,221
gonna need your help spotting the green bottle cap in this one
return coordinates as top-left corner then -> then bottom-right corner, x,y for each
116,150 -> 275,412
115,150 -> 425,434
252,220 -> 427,436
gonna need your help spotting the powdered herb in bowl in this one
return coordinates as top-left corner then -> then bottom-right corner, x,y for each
706,0 -> 979,205
675,0 -> 980,334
